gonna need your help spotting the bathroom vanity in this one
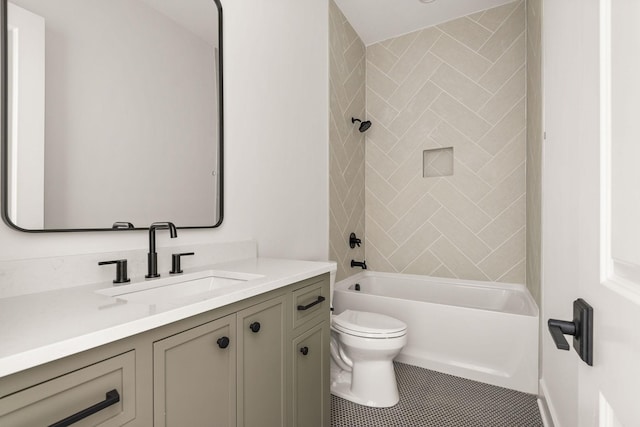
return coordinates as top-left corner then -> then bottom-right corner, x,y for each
0,258 -> 331,427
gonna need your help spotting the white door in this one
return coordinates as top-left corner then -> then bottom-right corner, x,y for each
542,0 -> 640,426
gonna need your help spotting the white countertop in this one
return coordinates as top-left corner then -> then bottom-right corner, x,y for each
0,257 -> 335,378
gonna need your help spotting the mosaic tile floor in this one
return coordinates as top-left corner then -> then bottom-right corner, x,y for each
331,363 -> 543,427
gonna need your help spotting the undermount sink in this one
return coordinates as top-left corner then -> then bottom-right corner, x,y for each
96,270 -> 264,304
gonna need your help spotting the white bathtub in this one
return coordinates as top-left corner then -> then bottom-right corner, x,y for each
333,271 -> 539,394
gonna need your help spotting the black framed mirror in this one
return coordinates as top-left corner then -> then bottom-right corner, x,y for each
0,0 -> 223,232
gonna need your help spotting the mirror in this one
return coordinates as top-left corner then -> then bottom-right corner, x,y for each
1,0 -> 223,231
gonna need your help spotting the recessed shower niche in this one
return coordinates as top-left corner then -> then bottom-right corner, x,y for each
423,147 -> 453,178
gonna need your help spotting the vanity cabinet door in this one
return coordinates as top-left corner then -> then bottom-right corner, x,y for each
291,321 -> 330,427
153,314 -> 236,427
237,296 -> 286,427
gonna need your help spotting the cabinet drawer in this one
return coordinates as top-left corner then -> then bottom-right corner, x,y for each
0,351 -> 136,427
292,279 -> 329,330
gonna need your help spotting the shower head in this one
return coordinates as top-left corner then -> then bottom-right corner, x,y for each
351,117 -> 372,133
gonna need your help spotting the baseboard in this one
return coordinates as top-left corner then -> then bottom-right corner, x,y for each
539,378 -> 559,427
538,397 -> 554,427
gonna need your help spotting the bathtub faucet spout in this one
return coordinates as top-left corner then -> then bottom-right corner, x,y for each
351,260 -> 367,270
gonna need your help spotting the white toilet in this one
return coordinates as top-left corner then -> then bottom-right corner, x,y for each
328,268 -> 407,408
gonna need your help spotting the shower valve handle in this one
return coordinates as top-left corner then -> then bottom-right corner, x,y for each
349,233 -> 362,248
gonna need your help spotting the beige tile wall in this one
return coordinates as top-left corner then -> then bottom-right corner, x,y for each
526,0 -> 542,303
329,0 -> 366,281
364,1 -> 527,284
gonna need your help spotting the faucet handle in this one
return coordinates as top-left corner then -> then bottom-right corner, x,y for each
99,259 -> 131,284
170,252 -> 195,274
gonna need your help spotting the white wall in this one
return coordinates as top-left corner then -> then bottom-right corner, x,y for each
0,0 -> 329,269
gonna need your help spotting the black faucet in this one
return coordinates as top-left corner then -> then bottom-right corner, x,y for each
146,222 -> 177,278
351,260 -> 367,270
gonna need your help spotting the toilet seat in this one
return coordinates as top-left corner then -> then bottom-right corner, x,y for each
332,310 -> 407,338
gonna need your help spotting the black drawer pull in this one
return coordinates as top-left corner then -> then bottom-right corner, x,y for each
249,322 -> 261,333
297,296 -> 325,311
49,389 -> 120,427
300,346 -> 309,356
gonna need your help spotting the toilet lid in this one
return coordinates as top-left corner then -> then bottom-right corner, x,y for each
332,310 -> 407,337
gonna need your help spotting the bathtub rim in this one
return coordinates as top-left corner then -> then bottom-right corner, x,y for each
335,270 -> 539,318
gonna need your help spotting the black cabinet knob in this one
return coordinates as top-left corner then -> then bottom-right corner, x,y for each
217,336 -> 230,349
249,322 -> 261,333
300,346 -> 309,356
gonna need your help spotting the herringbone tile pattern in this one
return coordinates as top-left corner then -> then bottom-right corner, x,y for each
329,0 -> 366,282
364,1 -> 527,284
526,0 -> 543,304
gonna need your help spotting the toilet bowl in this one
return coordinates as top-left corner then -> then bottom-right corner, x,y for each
329,309 -> 407,407
327,264 -> 408,407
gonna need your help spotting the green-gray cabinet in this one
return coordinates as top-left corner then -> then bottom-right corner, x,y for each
0,351 -> 137,426
0,273 -> 330,427
237,296 -> 286,427
291,321 -> 330,427
154,314 -> 237,427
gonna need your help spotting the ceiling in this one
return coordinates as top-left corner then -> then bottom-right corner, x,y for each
333,0 -> 516,45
